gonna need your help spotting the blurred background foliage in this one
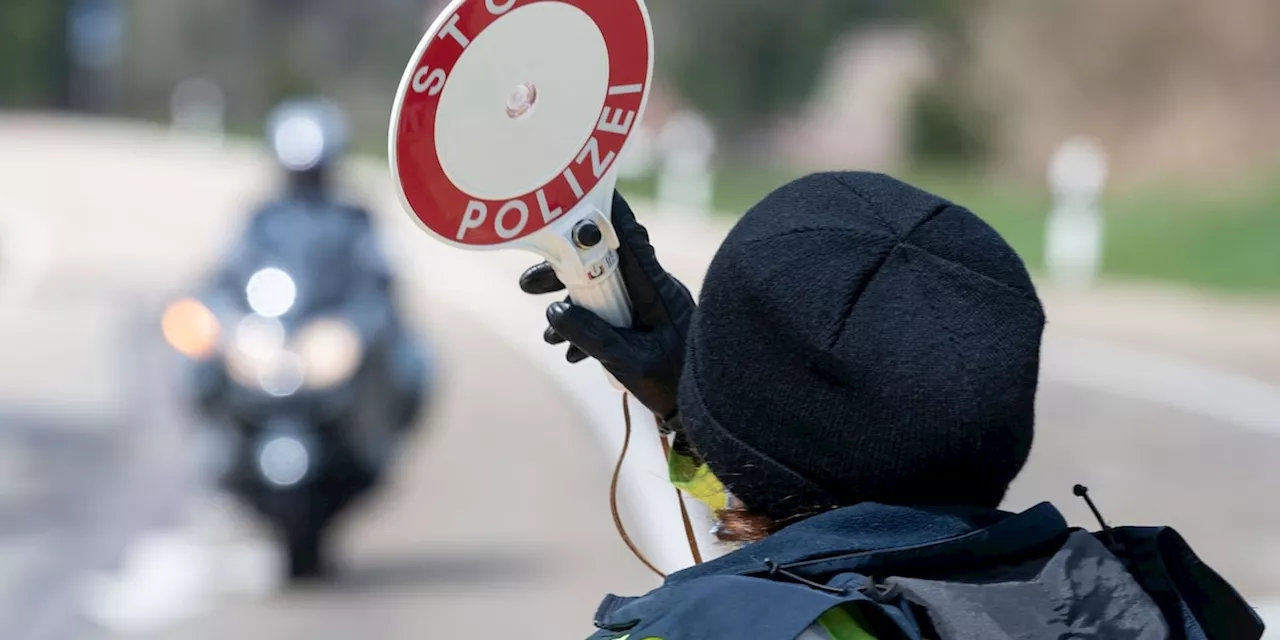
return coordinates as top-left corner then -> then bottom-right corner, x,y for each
650,0 -> 972,137
0,0 -> 995,166
0,0 -> 73,108
2,0 -> 1278,292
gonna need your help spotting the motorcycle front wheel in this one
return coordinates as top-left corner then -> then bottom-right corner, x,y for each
283,520 -> 327,580
265,488 -> 334,582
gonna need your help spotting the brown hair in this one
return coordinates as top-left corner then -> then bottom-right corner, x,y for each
668,416 -> 830,546
712,503 -> 833,544
712,505 -> 779,543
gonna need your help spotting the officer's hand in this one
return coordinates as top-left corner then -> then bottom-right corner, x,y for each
518,192 -> 694,420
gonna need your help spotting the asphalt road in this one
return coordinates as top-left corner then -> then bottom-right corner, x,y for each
1,114 -> 1278,639
0,115 -> 656,640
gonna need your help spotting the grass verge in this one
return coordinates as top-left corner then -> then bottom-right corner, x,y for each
620,165 -> 1280,293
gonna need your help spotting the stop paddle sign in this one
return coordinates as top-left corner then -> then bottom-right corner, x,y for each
389,0 -> 654,328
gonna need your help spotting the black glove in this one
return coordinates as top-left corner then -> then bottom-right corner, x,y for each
519,191 -> 695,420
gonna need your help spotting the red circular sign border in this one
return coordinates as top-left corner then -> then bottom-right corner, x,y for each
392,0 -> 652,248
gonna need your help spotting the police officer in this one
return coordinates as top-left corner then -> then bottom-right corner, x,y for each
520,172 -> 1260,640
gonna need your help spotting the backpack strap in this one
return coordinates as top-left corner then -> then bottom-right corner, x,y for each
1102,527 -> 1264,640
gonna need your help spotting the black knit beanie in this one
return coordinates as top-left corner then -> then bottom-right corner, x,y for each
678,172 -> 1044,522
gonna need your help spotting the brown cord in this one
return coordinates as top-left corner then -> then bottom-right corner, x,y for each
611,392 -> 667,578
659,432 -> 705,565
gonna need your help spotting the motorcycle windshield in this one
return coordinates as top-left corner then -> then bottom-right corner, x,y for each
222,199 -> 387,321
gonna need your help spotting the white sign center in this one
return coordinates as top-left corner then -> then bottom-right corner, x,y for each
434,2 -> 610,201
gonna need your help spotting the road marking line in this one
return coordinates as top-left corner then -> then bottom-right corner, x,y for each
1041,332 -> 1280,437
80,530 -> 217,636
1254,599 -> 1280,638
79,509 -> 282,636
0,200 -> 52,308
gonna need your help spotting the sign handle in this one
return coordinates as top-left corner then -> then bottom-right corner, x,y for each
560,204 -> 633,329
533,177 -> 635,330
565,219 -> 631,390
528,181 -> 633,389
566,253 -> 633,328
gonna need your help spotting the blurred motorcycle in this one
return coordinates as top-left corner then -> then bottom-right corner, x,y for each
161,98 -> 432,580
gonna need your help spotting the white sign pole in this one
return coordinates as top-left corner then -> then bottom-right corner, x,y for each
1046,136 -> 1108,289
656,110 -> 716,219
615,124 -> 656,181
169,77 -> 226,145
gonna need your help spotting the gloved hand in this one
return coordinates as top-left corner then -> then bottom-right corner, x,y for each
519,191 -> 695,420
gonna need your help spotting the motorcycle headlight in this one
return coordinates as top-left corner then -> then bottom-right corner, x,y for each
161,298 -> 221,360
245,267 -> 296,318
293,317 -> 363,390
225,315 -> 304,397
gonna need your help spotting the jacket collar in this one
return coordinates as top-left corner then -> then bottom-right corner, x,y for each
665,501 -> 1069,585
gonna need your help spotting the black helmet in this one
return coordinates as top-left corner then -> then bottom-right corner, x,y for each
265,98 -> 348,192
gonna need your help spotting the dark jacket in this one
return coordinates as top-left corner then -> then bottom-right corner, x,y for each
588,502 -> 1262,640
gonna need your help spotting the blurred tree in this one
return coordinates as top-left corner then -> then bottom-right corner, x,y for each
0,0 -> 73,108
904,0 -> 993,167
906,82 -> 993,166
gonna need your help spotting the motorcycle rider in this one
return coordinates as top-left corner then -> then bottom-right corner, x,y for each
201,97 -> 429,433
520,173 -> 1261,639
179,98 -> 431,579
